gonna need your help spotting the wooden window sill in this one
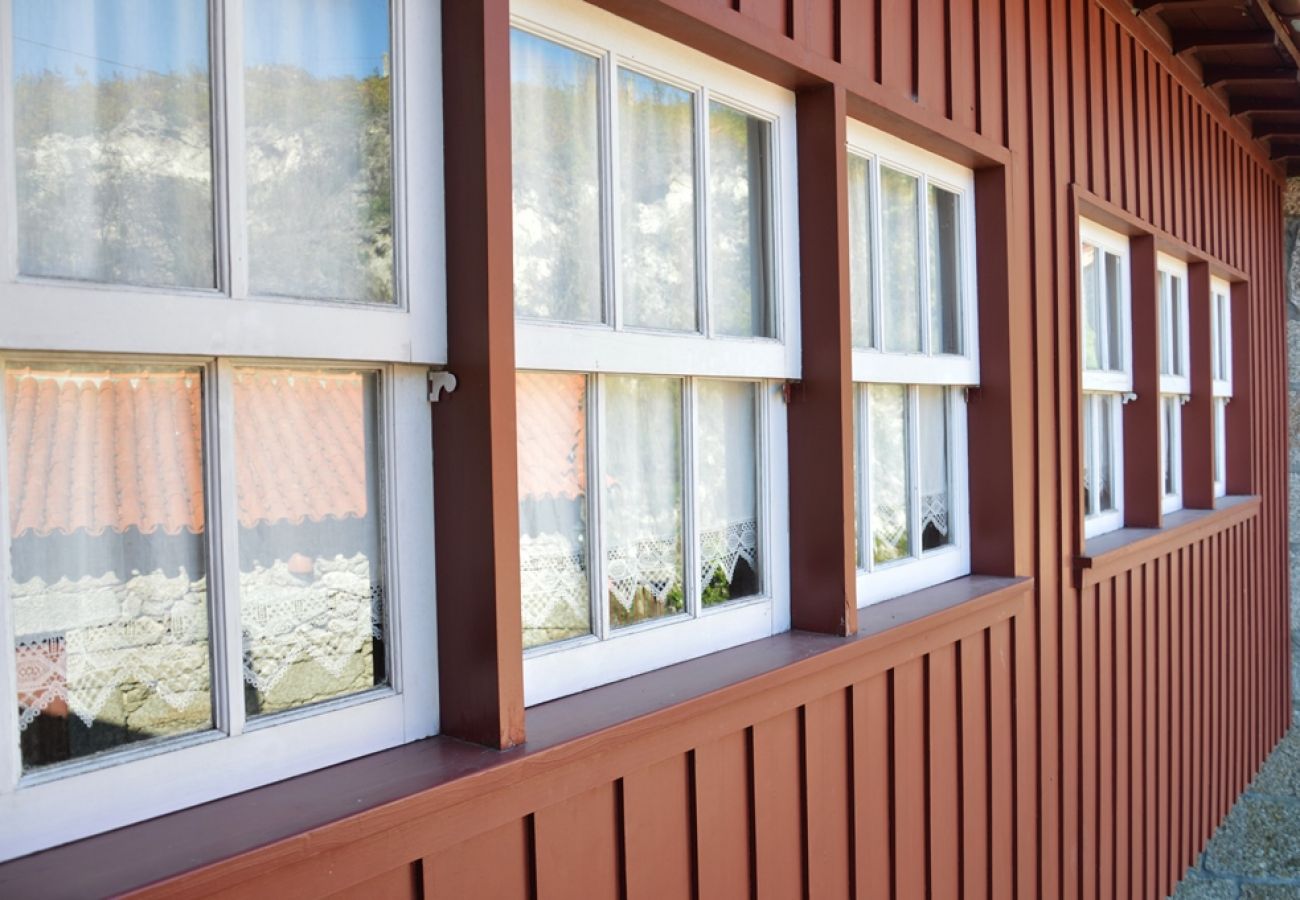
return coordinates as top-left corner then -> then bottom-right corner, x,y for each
0,575 -> 1031,899
1076,494 -> 1260,588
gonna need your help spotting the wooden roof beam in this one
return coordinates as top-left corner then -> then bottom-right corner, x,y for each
1229,95 -> 1300,114
1250,0 -> 1300,79
1202,65 -> 1300,87
1171,29 -> 1277,55
1133,0 -> 1247,11
1253,121 -> 1300,138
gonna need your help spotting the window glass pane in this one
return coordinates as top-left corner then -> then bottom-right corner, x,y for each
928,185 -> 961,355
868,383 -> 910,564
1098,394 -> 1114,513
1214,398 -> 1226,488
511,30 -> 603,324
1104,251 -> 1124,371
619,69 -> 696,332
1164,274 -> 1175,377
1162,395 -> 1178,498
517,372 -> 592,649
918,386 -> 950,551
235,368 -> 386,717
708,102 -> 772,338
853,386 -> 864,569
603,376 -> 684,627
1081,244 -> 1101,370
244,0 -> 393,303
13,0 -> 215,287
1170,276 -> 1184,377
7,364 -> 211,771
879,167 -> 922,353
696,380 -> 759,605
1082,395 -> 1095,516
848,153 -> 874,350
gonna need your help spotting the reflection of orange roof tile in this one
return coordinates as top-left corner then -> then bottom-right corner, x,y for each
5,367 -> 368,538
516,372 -> 586,501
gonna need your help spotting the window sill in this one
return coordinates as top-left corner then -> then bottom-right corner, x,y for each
1076,494 -> 1260,588
0,574 -> 1031,899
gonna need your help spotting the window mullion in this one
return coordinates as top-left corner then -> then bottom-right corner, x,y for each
684,378 -> 700,616
870,160 -> 884,349
604,52 -> 622,332
0,356 -> 19,792
590,374 -> 609,641
696,88 -> 710,338
218,0 -> 249,299
210,359 -> 246,736
907,385 -> 922,559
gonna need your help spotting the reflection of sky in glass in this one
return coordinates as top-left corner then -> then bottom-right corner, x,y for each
13,0 -> 389,81
14,0 -> 209,80
511,28 -> 597,88
245,0 -> 388,77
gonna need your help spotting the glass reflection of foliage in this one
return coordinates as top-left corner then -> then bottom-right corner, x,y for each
244,0 -> 394,304
14,61 -> 215,287
708,102 -> 772,338
510,29 -> 604,324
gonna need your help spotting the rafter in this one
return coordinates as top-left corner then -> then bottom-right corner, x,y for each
1133,0 -> 1248,11
1171,29 -> 1277,55
1229,95 -> 1300,115
1249,0 -> 1300,79
1202,65 -> 1300,87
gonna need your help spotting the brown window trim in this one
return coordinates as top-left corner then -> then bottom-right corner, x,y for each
1075,494 -> 1259,589
0,575 -> 1030,899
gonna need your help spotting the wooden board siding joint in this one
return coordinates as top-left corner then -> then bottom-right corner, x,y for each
1075,495 -> 1261,588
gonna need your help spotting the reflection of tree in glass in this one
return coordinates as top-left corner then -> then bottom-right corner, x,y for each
245,65 -> 393,303
15,70 -> 215,288
619,70 -> 697,332
708,103 -> 771,338
510,30 -> 603,323
868,384 -> 910,563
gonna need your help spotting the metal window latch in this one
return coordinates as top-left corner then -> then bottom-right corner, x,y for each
429,370 -> 458,403
1179,394 -> 1191,406
1121,391 -> 1139,405
781,380 -> 802,404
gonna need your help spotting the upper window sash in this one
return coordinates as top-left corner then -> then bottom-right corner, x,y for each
1079,219 -> 1132,394
509,0 -> 800,380
0,0 -> 445,365
846,120 -> 979,387
1211,276 -> 1233,398
1157,253 -> 1190,397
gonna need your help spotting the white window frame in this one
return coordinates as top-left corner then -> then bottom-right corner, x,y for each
1081,392 -> 1125,539
1079,220 -> 1131,538
0,0 -> 446,366
853,385 -> 971,607
844,119 -> 977,607
0,1 -> 444,859
1211,276 -> 1233,497
846,121 -> 979,387
511,0 -> 800,381
0,357 -> 438,861
511,0 -> 794,706
1157,254 -> 1189,514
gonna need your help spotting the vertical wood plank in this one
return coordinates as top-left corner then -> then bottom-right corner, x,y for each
806,691 -> 853,900
754,710 -> 806,899
916,0 -> 948,113
695,731 -> 754,900
894,659 -> 928,899
929,645 -> 961,900
879,0 -> 915,98
839,0 -> 876,80
976,0 -> 1004,141
1081,583 -> 1099,900
961,631 -> 990,900
990,619 -> 1016,900
425,821 -> 531,900
1114,573 -> 1132,900
535,785 -> 622,900
950,0 -> 977,130
624,755 -> 694,900
854,674 -> 893,899
1099,578 -> 1116,900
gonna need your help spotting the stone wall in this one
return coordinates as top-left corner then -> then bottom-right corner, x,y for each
1287,177 -> 1300,719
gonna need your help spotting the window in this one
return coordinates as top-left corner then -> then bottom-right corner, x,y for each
1079,220 -> 1131,538
1211,276 -> 1233,497
847,121 -> 976,607
511,0 -> 795,705
1158,254 -> 1190,514
0,0 -> 441,860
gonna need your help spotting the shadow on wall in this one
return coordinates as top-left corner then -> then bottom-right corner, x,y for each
1287,178 -> 1300,720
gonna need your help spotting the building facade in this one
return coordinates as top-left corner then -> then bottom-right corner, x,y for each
0,0 -> 1295,897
